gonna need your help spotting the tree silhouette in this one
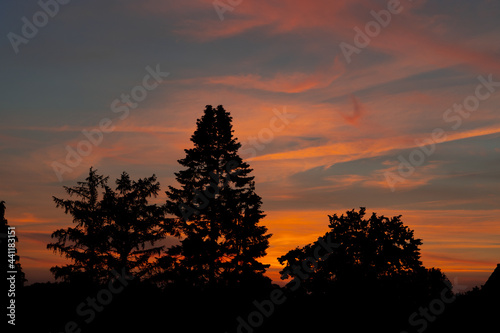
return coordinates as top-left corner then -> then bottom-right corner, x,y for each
48,168 -> 109,284
48,168 -> 169,283
275,207 -> 450,332
279,207 -> 440,294
1,201 -> 26,286
163,105 -> 271,287
101,172 -> 170,279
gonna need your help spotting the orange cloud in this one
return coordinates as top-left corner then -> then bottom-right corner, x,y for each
203,56 -> 345,93
10,213 -> 53,224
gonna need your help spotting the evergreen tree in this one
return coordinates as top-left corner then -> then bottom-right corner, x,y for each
48,168 -> 110,284
48,168 -> 170,283
164,105 -> 271,287
101,172 -> 170,279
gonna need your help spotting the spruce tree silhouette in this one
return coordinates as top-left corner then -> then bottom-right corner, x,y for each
163,105 -> 271,288
48,168 -> 169,284
48,168 -> 110,284
101,172 -> 171,279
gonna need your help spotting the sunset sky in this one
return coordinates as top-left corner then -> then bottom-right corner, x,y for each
1,0 -> 499,289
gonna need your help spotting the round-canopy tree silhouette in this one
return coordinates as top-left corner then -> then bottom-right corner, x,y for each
279,207 -> 447,296
276,208 -> 451,333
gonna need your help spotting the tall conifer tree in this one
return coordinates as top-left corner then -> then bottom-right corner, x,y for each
165,105 -> 271,287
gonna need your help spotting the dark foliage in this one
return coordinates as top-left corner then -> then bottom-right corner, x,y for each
14,107 -> 499,332
47,168 -> 170,284
161,105 -> 271,288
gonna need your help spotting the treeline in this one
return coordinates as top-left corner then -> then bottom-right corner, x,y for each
5,106 -> 500,332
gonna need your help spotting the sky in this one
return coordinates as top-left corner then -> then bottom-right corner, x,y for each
1,0 -> 499,290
